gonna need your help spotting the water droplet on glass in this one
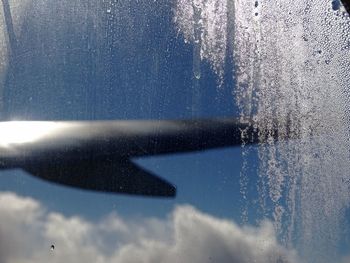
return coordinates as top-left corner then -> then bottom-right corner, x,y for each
50,245 -> 55,251
233,0 -> 350,260
194,71 -> 201,79
332,0 -> 340,11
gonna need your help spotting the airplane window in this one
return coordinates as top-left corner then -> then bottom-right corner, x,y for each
0,0 -> 349,262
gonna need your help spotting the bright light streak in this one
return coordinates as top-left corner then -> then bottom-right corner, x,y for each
0,121 -> 59,147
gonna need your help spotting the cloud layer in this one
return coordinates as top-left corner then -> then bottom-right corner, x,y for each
0,192 -> 297,263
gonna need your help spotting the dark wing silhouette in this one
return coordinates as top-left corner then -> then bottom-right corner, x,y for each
0,118 -> 258,197
341,0 -> 350,14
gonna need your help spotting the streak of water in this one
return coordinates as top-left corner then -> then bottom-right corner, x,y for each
174,0 -> 228,83
235,0 -> 350,261
175,0 -> 350,261
0,0 -> 31,117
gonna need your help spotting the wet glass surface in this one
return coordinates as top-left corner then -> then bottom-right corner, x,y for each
0,0 -> 350,262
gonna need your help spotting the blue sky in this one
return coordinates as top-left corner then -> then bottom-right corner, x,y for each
0,0 -> 257,224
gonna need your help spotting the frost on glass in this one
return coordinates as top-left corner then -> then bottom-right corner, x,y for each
235,1 -> 350,261
175,0 -> 350,262
174,0 -> 229,82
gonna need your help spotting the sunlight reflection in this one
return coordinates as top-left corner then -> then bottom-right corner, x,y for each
0,121 -> 58,147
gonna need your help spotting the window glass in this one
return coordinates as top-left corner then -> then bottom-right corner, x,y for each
0,0 -> 349,262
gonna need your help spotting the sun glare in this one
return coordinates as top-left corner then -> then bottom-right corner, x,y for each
0,122 -> 59,147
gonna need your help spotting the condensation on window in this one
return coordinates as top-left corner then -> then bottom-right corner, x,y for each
175,0 -> 350,262
174,0 -> 230,83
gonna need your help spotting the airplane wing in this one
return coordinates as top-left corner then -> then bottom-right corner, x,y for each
0,118 -> 259,197
341,0 -> 350,13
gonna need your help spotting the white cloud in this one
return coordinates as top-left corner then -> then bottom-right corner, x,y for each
0,192 -> 298,263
